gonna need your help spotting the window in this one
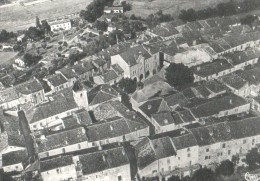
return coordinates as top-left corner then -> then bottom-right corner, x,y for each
252,139 -> 255,145
62,148 -> 65,153
228,150 -> 231,155
56,169 -> 60,173
178,157 -> 180,160
206,148 -> 209,152
167,159 -> 170,164
187,148 -> 190,152
162,168 -> 164,172
78,144 -> 81,149
222,143 -> 226,148
187,153 -> 191,157
92,142 -> 96,146
118,176 -> 122,181
243,140 -> 247,144
55,116 -> 59,119
205,156 -> 208,160
168,166 -> 171,171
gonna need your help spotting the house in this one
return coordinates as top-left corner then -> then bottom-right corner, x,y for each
72,62 -> 95,80
189,117 -> 260,166
93,69 -> 122,85
86,116 -> 149,147
48,19 -> 72,32
191,59 -> 234,82
43,74 -> 69,94
92,57 -> 108,73
37,127 -> 89,159
0,87 -> 20,110
0,133 -> 25,155
224,47 -> 260,71
104,6 -> 124,14
40,155 -> 77,181
25,94 -> 79,131
111,45 -> 159,81
220,73 -> 251,97
2,149 -> 28,173
15,78 -> 45,106
190,93 -> 250,119
77,146 -> 131,181
55,67 -> 78,87
236,68 -> 260,95
87,84 -> 121,110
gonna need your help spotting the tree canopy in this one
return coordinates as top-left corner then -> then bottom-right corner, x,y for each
0,30 -> 16,43
23,53 -> 42,66
118,78 -> 137,94
192,168 -> 217,181
216,160 -> 235,176
165,63 -> 194,86
246,148 -> 260,170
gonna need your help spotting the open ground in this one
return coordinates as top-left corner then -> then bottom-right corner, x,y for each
0,0 -> 92,31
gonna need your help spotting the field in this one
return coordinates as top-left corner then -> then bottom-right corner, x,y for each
0,51 -> 18,66
125,0 -> 235,17
0,0 -> 92,31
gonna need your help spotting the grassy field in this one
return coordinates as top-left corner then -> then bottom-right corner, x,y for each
0,0 -> 92,31
125,0 -> 235,17
0,51 -> 18,66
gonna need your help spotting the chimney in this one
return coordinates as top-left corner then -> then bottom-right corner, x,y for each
148,104 -> 152,110
164,119 -> 168,124
102,154 -> 106,161
73,112 -> 81,124
239,55 -> 241,60
197,66 -> 200,71
133,115 -> 136,119
230,99 -> 232,104
98,144 -> 102,150
209,129 -> 213,136
110,125 -> 113,131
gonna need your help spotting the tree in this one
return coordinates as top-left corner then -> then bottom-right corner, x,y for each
41,41 -> 47,49
240,15 -> 258,28
94,21 -> 108,32
246,148 -> 260,170
23,53 -> 42,66
63,41 -> 68,47
41,20 -> 51,35
146,14 -> 159,29
216,160 -> 235,176
0,30 -> 16,43
165,63 -> 194,86
118,78 -> 137,94
58,46 -> 62,52
121,1 -> 132,11
192,167 -> 217,181
168,175 -> 181,181
25,27 -> 44,41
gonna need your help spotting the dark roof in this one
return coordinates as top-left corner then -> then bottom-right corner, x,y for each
45,74 -> 67,87
92,58 -> 107,68
151,111 -> 182,126
86,116 -> 147,142
62,109 -> 93,129
134,137 -> 176,170
57,67 -> 77,79
0,87 -> 19,104
191,59 -> 233,77
177,109 -> 196,123
164,92 -> 189,108
139,98 -> 170,118
2,149 -> 28,167
111,64 -> 124,74
203,80 -> 227,94
72,62 -> 95,75
79,147 -> 129,175
88,84 -> 120,106
149,23 -> 179,37
15,79 -> 43,95
119,45 -> 151,66
102,70 -> 118,83
190,93 -> 248,118
38,127 -> 88,152
171,133 -> 198,150
40,155 -> 74,172
224,48 -> 260,66
237,68 -> 260,85
27,96 -> 78,124
220,73 -> 248,90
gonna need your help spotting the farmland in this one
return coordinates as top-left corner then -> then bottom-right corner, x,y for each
0,0 -> 92,31
124,0 -> 237,18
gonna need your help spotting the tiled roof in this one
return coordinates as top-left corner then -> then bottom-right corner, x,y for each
15,79 -> 43,95
119,45 -> 151,66
171,133 -> 198,150
2,149 -> 28,167
56,67 -> 77,79
111,64 -> 124,75
101,69 -> 118,83
79,147 -> 129,175
220,73 -> 248,90
86,116 -> 147,142
38,127 -> 88,152
72,62 -> 94,75
134,137 -> 176,170
26,96 -> 78,124
203,80 -> 226,94
190,93 -> 248,118
191,59 -> 233,77
62,109 -> 93,129
88,84 -> 120,106
40,155 -> 74,172
149,23 -> 179,37
224,47 -> 260,66
139,98 -> 171,118
45,74 -> 67,87
164,92 -> 189,108
177,109 -> 196,123
236,68 -> 260,86
151,112 -> 177,126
